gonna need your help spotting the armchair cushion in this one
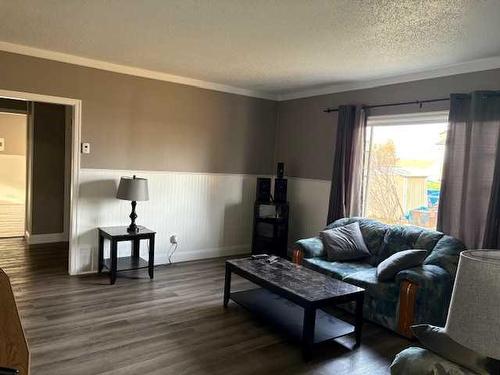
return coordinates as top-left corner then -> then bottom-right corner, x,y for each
411,324 -> 496,375
391,347 -> 478,375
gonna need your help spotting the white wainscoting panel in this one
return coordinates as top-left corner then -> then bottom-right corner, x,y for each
286,177 -> 331,244
75,169 -> 256,274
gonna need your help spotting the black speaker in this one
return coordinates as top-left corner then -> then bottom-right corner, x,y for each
256,178 -> 271,202
277,162 -> 285,179
274,178 -> 287,202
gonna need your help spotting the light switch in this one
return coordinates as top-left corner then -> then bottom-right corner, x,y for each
81,142 -> 90,154
0,138 -> 4,152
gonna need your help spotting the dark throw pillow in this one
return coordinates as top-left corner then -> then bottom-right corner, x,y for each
320,222 -> 370,262
411,324 -> 498,375
376,249 -> 428,281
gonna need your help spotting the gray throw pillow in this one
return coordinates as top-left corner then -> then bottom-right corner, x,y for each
376,249 -> 428,281
320,222 -> 370,261
411,324 -> 498,375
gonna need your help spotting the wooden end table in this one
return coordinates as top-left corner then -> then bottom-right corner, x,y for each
98,226 -> 156,285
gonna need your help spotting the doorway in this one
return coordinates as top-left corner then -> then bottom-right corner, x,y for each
0,89 -> 81,275
0,111 -> 27,238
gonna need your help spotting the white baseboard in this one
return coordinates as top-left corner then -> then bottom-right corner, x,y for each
71,244 -> 250,275
158,244 -> 250,264
26,231 -> 68,245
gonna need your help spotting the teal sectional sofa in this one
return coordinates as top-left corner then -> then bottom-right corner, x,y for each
292,217 -> 465,337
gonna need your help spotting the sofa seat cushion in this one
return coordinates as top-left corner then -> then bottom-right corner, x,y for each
344,268 -> 400,330
303,258 -> 373,280
344,268 -> 400,302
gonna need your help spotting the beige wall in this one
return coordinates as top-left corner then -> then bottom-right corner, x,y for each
0,51 -> 278,175
276,68 -> 500,180
0,112 -> 26,206
0,113 -> 27,156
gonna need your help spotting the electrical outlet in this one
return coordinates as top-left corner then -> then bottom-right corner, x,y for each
170,235 -> 178,244
81,142 -> 90,154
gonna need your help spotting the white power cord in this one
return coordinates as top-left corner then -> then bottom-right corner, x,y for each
167,243 -> 178,264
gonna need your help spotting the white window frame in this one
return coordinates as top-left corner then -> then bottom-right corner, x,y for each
362,110 -> 449,222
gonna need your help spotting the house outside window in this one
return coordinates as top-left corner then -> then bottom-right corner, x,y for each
362,111 -> 449,229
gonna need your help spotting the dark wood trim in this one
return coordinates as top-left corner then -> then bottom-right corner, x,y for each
397,280 -> 418,338
292,247 -> 304,265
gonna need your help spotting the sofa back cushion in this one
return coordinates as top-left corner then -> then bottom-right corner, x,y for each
423,235 -> 466,278
325,218 -> 466,272
377,226 -> 444,265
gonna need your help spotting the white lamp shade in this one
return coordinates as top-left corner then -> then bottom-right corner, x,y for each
445,250 -> 500,359
116,176 -> 149,201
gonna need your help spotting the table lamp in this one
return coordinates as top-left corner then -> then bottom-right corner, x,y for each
116,175 -> 149,233
445,250 -> 500,361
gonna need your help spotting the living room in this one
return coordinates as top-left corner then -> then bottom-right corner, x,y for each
0,1 -> 499,374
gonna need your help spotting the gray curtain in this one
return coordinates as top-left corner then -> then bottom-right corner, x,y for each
327,105 -> 366,224
437,91 -> 500,249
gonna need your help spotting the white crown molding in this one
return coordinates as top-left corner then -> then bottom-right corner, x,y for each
2,41 -> 500,102
0,41 -> 278,101
278,55 -> 500,101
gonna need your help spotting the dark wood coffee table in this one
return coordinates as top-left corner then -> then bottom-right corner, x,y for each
223,257 -> 365,360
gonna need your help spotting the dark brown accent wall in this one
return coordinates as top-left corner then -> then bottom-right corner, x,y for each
276,69 -> 500,180
0,51 -> 278,174
31,102 -> 66,235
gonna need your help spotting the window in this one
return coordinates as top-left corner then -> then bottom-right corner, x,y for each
362,111 -> 449,229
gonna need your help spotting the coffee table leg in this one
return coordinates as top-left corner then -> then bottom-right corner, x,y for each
302,307 -> 316,360
354,293 -> 364,348
223,264 -> 231,307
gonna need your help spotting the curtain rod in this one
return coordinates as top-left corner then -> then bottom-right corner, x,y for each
323,97 -> 450,113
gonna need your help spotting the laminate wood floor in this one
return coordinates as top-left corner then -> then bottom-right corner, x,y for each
0,202 -> 25,237
0,238 -> 411,375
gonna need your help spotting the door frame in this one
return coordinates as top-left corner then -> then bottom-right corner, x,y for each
0,89 -> 81,275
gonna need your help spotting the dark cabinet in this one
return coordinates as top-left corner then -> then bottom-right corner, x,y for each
251,202 -> 289,257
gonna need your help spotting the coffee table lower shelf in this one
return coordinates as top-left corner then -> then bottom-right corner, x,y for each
230,288 -> 356,345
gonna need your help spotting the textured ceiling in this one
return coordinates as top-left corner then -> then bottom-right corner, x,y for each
0,0 -> 499,97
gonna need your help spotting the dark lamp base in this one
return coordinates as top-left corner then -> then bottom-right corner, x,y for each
127,224 -> 139,233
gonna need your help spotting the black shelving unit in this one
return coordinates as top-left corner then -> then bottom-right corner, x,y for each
252,201 -> 289,257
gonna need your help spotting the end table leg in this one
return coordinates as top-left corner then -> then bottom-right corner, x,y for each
302,307 -> 316,360
110,240 -> 117,285
354,293 -> 364,348
223,264 -> 231,308
148,235 -> 155,279
133,238 -> 140,258
98,234 -> 104,273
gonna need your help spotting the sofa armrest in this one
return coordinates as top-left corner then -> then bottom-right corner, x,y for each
292,237 -> 324,264
396,265 -> 453,334
396,264 -> 452,290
